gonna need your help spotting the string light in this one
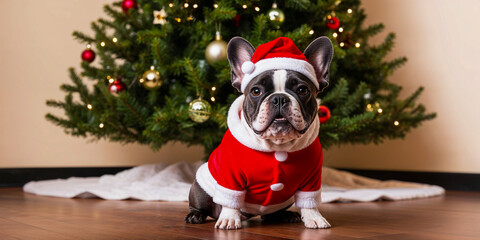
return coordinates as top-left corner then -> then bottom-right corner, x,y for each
309,30 -> 314,35
347,8 -> 353,14
242,4 -> 247,9
187,16 -> 194,21
211,97 -> 216,102
339,42 -> 345,47
355,42 -> 361,48
255,6 -> 260,12
332,32 -> 338,38
211,86 -> 216,91
99,123 -> 104,128
394,121 -> 400,126
193,4 -> 198,8
213,3 -> 218,8
168,3 -> 174,7
184,3 -> 189,8
86,44 -> 91,49
366,104 -> 373,112
100,41 -> 106,47
87,104 -> 93,110
112,37 -> 118,43
107,76 -> 114,83
377,108 -> 383,114
175,18 -> 182,23
338,27 -> 344,33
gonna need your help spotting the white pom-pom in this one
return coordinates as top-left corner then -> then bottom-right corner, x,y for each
241,61 -> 255,74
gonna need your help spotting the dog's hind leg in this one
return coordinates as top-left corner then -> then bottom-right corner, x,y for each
184,179 -> 222,224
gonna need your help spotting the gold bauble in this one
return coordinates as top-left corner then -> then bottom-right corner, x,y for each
205,32 -> 228,64
140,66 -> 163,90
188,98 -> 212,123
267,3 -> 285,26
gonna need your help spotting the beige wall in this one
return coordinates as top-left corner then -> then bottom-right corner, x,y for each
1,1 -> 479,172
325,0 -> 480,173
0,0 -> 203,167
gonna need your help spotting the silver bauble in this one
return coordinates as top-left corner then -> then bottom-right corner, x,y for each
205,32 -> 228,64
267,3 -> 285,26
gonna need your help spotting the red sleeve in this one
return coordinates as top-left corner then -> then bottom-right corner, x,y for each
298,163 -> 322,192
298,141 -> 323,192
295,140 -> 323,209
208,131 -> 247,209
211,145 -> 246,191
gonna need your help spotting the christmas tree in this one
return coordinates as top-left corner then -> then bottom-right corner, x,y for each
46,0 -> 435,157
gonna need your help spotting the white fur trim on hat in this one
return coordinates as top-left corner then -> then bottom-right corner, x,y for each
240,57 -> 318,93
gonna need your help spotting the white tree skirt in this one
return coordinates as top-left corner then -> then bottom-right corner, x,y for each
23,162 -> 444,203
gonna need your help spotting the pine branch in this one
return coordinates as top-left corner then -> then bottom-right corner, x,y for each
68,68 -> 90,104
117,93 -> 146,125
338,81 -> 370,116
321,78 -> 349,107
103,4 -> 124,20
183,58 -> 208,96
72,31 -> 96,44
285,0 -> 311,10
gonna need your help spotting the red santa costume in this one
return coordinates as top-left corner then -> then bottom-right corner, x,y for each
195,37 -> 323,215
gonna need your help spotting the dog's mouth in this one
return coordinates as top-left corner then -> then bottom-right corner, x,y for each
252,114 -> 292,135
269,111 -> 310,133
273,115 -> 288,124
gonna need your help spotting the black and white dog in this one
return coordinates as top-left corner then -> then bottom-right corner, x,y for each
185,36 -> 334,229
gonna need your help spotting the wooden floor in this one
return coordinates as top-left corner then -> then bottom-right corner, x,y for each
1,188 -> 479,239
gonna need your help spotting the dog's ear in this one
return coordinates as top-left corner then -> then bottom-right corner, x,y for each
227,37 -> 255,92
304,37 -> 334,92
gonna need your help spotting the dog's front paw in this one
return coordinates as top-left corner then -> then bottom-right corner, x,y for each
215,207 -> 242,230
301,208 -> 331,229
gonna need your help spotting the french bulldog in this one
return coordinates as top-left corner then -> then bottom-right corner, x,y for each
185,36 -> 334,230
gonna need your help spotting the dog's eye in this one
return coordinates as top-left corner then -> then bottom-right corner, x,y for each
251,87 -> 261,96
297,86 -> 309,96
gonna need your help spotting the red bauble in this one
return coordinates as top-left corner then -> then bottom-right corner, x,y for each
108,78 -> 126,96
318,105 -> 331,124
234,14 -> 242,27
121,0 -> 137,13
326,16 -> 340,30
81,49 -> 95,63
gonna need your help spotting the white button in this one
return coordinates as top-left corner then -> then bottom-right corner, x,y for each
270,183 -> 284,191
274,151 -> 288,162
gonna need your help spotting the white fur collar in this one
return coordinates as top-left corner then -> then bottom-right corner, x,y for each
227,95 -> 320,153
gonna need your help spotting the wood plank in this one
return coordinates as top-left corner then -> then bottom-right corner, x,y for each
0,188 -> 479,239
0,218 -> 77,240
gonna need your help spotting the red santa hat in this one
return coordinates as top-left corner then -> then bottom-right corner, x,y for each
240,37 -> 318,92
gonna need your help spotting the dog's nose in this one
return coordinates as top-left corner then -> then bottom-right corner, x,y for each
270,94 -> 289,108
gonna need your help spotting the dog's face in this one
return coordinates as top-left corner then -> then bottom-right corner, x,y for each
227,37 -> 333,143
242,70 -> 318,141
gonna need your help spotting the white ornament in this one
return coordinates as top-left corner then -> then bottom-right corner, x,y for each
241,61 -> 255,74
153,8 -> 167,25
